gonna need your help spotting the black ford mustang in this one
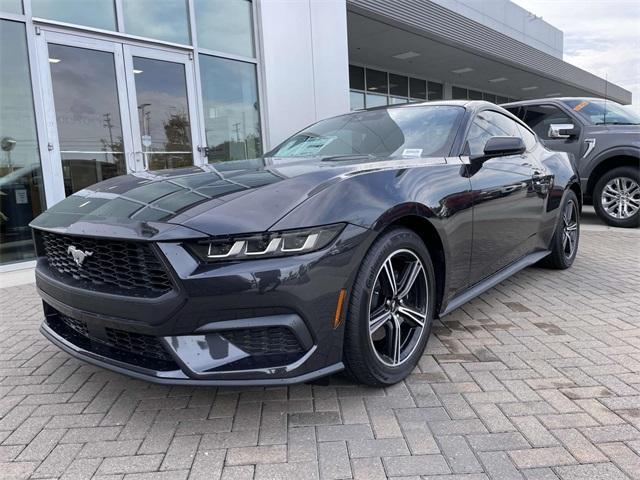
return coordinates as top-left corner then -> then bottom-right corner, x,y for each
31,101 -> 581,387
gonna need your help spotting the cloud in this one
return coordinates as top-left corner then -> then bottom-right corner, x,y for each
512,0 -> 640,112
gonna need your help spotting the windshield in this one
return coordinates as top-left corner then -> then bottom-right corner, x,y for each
268,106 -> 464,159
563,99 -> 640,125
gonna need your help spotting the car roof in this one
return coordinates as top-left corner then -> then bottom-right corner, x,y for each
501,97 -> 606,108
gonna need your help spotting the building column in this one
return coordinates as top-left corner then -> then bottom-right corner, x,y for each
256,0 -> 350,149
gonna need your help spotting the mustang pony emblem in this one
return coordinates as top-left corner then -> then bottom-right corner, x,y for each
67,246 -> 93,267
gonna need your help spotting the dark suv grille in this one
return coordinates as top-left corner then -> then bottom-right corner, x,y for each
220,327 -> 302,354
40,231 -> 172,296
47,311 -> 177,370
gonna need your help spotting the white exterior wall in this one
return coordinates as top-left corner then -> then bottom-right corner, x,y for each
256,0 -> 350,149
431,0 -> 564,59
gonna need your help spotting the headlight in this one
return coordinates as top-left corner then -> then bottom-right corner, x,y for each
187,224 -> 345,262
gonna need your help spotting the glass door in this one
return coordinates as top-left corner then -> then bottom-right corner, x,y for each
123,46 -> 199,172
37,31 -> 134,198
37,31 -> 201,202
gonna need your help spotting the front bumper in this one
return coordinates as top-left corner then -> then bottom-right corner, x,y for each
35,224 -> 372,385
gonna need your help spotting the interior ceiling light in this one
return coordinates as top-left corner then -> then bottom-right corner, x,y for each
546,92 -> 562,96
522,86 -> 539,91
133,69 -> 143,74
48,58 -> 61,64
452,67 -> 474,74
393,51 -> 420,60
489,77 -> 507,83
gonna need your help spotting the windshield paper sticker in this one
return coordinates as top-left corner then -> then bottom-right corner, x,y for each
573,101 -> 589,111
277,136 -> 337,156
402,148 -> 423,158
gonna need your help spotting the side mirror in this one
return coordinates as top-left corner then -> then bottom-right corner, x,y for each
470,136 -> 526,164
548,123 -> 578,139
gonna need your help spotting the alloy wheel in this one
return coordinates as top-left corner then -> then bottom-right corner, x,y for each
601,177 -> 640,220
562,199 -> 579,259
368,249 -> 428,367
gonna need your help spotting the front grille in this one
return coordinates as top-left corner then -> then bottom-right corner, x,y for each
105,328 -> 172,362
48,311 -> 177,371
40,231 -> 172,296
220,327 -> 303,355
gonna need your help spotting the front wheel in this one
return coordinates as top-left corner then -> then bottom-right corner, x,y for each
593,166 -> 640,228
539,190 -> 580,269
343,228 -> 436,387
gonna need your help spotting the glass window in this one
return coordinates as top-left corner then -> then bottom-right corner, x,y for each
562,99 -> 640,125
31,0 -> 116,30
483,93 -> 497,104
520,104 -> 573,140
409,78 -> 426,100
350,91 -> 364,111
517,124 -> 537,151
389,74 -> 408,97
123,0 -> 190,45
132,57 -> 193,170
195,0 -> 254,57
0,0 -> 22,14
496,96 -> 509,104
366,93 -> 387,108
48,44 -> 127,195
428,82 -> 443,100
349,65 -> 365,91
466,110 -> 521,156
366,68 -> 387,94
199,55 -> 262,162
389,97 -> 409,105
452,86 -> 467,100
468,89 -> 483,100
0,20 -> 45,265
269,106 -> 464,159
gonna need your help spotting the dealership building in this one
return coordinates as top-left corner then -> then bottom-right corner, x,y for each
0,0 -> 632,270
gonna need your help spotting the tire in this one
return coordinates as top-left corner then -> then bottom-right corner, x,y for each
593,166 -> 640,228
539,190 -> 580,269
343,228 -> 436,387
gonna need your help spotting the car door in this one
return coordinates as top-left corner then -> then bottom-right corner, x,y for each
465,110 -> 547,285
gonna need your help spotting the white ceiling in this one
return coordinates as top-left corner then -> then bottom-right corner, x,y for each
347,12 -> 598,100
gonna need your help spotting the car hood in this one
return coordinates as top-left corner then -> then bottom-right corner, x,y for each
30,156 -> 446,240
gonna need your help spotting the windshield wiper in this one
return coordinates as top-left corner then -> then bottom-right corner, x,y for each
321,154 -> 378,162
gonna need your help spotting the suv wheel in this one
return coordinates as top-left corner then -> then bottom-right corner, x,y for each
343,228 -> 435,387
593,166 -> 640,228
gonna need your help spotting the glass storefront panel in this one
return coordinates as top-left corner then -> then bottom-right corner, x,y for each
468,89 -> 483,100
452,86 -> 467,99
366,69 -> 387,94
123,0 -> 190,45
132,56 -> 193,170
31,0 -> 116,31
0,20 -> 45,265
428,81 -> 443,100
195,0 -> 254,58
389,96 -> 408,105
0,0 -> 22,14
389,74 -> 408,97
48,44 -> 127,196
366,93 -> 387,108
349,65 -> 365,91
409,78 -> 426,100
350,91 -> 364,111
199,54 -> 261,162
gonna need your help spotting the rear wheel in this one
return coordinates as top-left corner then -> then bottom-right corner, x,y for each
343,228 -> 435,386
593,166 -> 640,228
539,190 -> 580,269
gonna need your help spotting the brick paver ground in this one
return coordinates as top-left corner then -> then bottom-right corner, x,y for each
1,229 -> 639,480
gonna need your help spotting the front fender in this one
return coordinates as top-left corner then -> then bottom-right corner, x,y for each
271,164 -> 474,300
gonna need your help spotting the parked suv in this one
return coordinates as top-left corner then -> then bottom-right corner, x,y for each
503,98 -> 640,227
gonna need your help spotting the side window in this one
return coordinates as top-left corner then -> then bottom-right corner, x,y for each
520,104 -> 573,140
517,124 -> 537,151
466,110 -> 521,156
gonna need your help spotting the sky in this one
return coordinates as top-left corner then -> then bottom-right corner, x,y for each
511,0 -> 640,112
